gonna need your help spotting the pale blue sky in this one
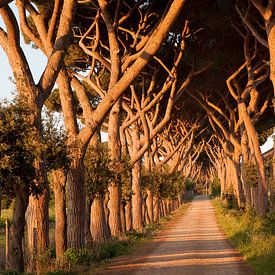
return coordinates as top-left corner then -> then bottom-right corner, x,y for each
0,4 -> 273,152
0,3 -> 47,99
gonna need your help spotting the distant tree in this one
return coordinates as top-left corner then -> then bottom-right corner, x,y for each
0,100 -> 40,272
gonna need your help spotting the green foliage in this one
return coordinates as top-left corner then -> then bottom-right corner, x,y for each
94,239 -> 130,261
43,111 -> 70,172
213,198 -> 275,275
119,156 -> 132,203
1,194 -> 12,209
222,192 -> 239,210
142,168 -> 183,200
0,100 -> 40,197
210,174 -> 221,196
243,162 -> 258,187
185,178 -> 195,191
64,249 -> 92,266
84,144 -> 113,196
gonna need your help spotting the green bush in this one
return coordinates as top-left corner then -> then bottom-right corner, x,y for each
185,178 -> 195,191
211,174 -> 221,196
64,249 -> 92,266
243,162 -> 258,187
95,239 -> 130,261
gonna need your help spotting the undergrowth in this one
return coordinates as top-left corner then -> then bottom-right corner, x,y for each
31,203 -> 190,274
212,197 -> 275,275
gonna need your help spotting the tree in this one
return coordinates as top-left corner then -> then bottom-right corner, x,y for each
0,0 -> 77,255
54,0 -> 188,247
0,100 -> 39,272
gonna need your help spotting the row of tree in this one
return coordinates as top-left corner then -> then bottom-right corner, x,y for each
0,0 -> 274,272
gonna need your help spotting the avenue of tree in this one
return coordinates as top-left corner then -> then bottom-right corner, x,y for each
0,0 -> 274,272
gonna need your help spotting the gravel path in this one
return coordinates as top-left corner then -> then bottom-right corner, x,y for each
95,195 -> 253,275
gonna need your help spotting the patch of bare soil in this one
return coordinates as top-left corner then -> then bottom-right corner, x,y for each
92,196 -> 253,275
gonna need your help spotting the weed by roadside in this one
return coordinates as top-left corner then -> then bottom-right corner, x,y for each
212,197 -> 275,275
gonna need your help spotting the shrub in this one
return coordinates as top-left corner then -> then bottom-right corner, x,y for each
64,249 -> 92,266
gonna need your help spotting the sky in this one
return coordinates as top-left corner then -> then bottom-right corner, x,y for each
0,5 -> 273,152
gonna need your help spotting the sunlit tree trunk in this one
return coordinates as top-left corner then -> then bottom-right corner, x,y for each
91,195 -> 110,243
108,102 -> 122,236
85,198 -> 93,246
239,101 -> 268,214
240,130 -> 252,206
131,124 -> 143,231
146,189 -> 154,224
49,169 -> 67,260
67,156 -> 85,248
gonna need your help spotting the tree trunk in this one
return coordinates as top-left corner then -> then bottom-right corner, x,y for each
0,185 -> 2,218
226,156 -> 244,207
240,130 -> 252,205
271,145 -> 275,212
91,195 -> 109,243
239,101 -> 268,214
125,200 -> 132,231
108,184 -> 121,236
120,202 -> 126,233
267,23 -> 275,114
146,189 -> 154,224
49,170 -> 67,260
131,125 -> 143,231
132,161 -> 143,230
107,102 -> 122,236
26,189 -> 49,255
153,197 -> 160,222
104,192 -> 111,236
85,197 -> 93,246
67,156 -> 85,249
7,184 -> 29,272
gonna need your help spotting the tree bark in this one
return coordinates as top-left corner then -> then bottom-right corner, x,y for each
125,200 -> 132,231
146,189 -> 154,224
91,195 -> 109,243
67,156 -> 85,249
239,101 -> 268,214
85,197 -> 93,246
226,155 -> 244,207
7,184 -> 29,272
49,169 -> 67,260
153,197 -> 160,222
131,125 -> 143,231
240,130 -> 252,206
120,201 -> 126,233
107,102 -> 122,236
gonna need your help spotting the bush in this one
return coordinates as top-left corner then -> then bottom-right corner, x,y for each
64,249 -> 92,266
185,178 -> 195,191
211,175 -> 221,196
94,239 -> 130,261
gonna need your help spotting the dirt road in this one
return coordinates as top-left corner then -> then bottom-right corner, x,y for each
95,196 -> 253,275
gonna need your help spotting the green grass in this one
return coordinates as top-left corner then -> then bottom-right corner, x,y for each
212,198 -> 275,275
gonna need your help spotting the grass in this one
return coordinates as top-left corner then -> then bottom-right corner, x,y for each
212,197 -> 275,275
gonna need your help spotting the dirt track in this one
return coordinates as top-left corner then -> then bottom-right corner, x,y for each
94,195 -> 253,275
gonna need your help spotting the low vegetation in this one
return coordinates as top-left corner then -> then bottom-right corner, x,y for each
0,202 -> 190,274
212,198 -> 275,275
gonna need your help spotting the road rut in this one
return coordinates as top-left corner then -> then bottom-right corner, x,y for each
95,195 -> 253,275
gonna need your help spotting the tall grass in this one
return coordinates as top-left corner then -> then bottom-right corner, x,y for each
212,198 -> 275,275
